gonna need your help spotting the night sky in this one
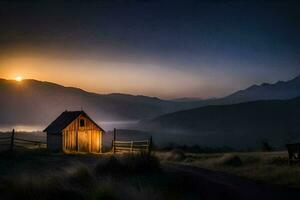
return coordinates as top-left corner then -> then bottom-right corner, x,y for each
0,0 -> 300,98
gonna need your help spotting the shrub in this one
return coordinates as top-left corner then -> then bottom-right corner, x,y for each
122,152 -> 161,173
165,149 -> 186,162
268,157 -> 289,166
68,165 -> 95,188
218,154 -> 242,167
262,141 -> 273,152
95,154 -> 160,176
242,155 -> 261,165
94,156 -> 125,176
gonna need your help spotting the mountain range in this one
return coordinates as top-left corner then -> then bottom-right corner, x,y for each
137,74 -> 300,148
141,96 -> 300,148
0,74 -> 300,128
0,78 -> 202,125
191,74 -> 300,106
220,74 -> 300,103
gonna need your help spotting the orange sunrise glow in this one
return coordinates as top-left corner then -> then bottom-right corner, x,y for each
15,76 -> 23,82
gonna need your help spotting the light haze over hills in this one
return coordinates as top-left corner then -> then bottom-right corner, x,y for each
0,74 -> 299,127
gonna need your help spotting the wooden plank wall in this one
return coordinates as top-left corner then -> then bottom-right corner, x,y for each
62,114 -> 103,153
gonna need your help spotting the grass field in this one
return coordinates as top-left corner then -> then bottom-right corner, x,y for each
158,150 -> 300,188
0,149 -> 206,200
1,148 -> 300,199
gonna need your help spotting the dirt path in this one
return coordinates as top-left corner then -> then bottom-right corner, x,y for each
164,163 -> 300,200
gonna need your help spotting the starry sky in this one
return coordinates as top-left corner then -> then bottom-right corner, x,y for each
0,0 -> 300,99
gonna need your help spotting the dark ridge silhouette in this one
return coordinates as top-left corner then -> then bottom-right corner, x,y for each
141,97 -> 300,148
222,74 -> 300,103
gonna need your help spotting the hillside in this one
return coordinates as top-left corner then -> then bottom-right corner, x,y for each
0,78 -> 204,125
164,74 -> 300,108
141,97 -> 300,148
1,74 -> 300,127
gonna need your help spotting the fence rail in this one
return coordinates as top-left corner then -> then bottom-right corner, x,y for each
0,129 -> 46,152
111,128 -> 153,154
112,139 -> 152,154
0,136 -> 12,140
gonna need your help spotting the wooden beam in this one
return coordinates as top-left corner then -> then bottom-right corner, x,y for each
148,136 -> 153,155
10,129 -> 15,151
113,128 -> 116,154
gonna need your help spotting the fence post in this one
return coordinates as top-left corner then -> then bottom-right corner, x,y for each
10,129 -> 15,151
148,136 -> 153,155
131,141 -> 133,153
112,128 -> 116,154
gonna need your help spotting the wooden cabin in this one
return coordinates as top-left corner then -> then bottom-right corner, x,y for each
44,111 -> 105,153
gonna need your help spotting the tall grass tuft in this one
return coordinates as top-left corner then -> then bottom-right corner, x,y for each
267,156 -> 289,166
0,151 -> 164,199
68,165 -> 95,188
217,154 -> 242,167
94,156 -> 126,176
95,153 -> 161,176
0,175 -> 83,200
122,152 -> 161,173
165,149 -> 186,162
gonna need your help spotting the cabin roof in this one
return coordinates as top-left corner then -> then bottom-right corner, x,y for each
43,110 -> 105,133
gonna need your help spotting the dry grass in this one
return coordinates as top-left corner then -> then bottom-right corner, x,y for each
160,151 -> 300,188
0,151 -> 162,200
0,150 -> 204,199
94,153 -> 161,176
163,149 -> 186,162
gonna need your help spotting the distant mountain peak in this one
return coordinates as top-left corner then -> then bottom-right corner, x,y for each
291,74 -> 300,81
247,84 -> 259,89
223,74 -> 300,103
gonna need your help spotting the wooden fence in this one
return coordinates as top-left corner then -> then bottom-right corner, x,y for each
112,138 -> 152,154
111,129 -> 153,154
0,129 -> 46,152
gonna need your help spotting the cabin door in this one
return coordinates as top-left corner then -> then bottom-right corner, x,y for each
91,131 -> 100,153
78,131 -> 90,152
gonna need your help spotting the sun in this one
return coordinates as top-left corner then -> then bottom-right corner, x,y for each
15,76 -> 23,82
